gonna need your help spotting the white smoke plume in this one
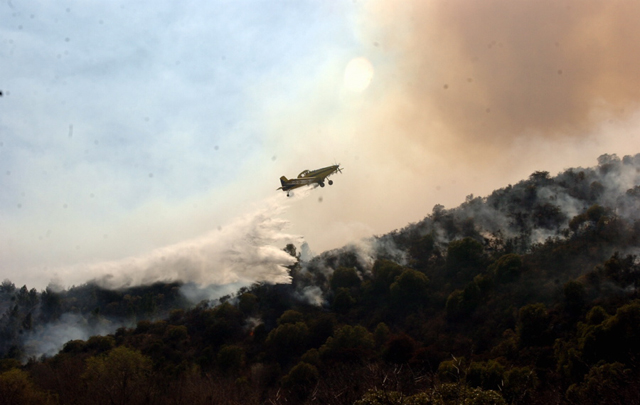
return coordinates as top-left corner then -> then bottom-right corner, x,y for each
23,313 -> 117,359
16,192 -> 312,359
47,193 -> 306,291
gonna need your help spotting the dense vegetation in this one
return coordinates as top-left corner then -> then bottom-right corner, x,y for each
2,153 -> 640,404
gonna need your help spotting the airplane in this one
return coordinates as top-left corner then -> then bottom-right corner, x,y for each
277,164 -> 342,196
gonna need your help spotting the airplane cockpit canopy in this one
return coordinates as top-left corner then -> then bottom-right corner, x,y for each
298,170 -> 310,178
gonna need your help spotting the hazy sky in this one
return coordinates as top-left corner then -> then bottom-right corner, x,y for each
3,0 -> 640,289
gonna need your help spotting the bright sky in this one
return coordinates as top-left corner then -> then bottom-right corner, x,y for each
3,1 -> 640,289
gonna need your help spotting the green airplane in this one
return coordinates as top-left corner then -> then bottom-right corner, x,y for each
277,164 -> 342,196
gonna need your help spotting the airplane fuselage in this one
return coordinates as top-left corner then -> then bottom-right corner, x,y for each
277,164 -> 341,194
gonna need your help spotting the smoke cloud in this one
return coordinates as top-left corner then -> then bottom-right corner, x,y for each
277,1 -> 640,252
46,193 -> 304,290
23,313 -> 117,359
367,0 -> 640,160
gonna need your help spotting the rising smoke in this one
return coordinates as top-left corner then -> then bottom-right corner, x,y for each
366,0 -> 640,161
278,1 -> 640,255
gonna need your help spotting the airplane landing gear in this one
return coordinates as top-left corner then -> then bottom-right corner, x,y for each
328,180 -> 333,185
319,182 -> 325,187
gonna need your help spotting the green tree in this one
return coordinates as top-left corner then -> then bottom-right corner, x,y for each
389,269 -> 429,309
203,301 -> 244,348
488,254 -> 522,283
0,368 -> 52,405
383,334 -> 416,364
502,367 -> 538,404
281,362 -> 319,400
277,310 -> 304,325
581,301 -> 640,364
266,322 -> 309,362
217,345 -> 245,375
307,313 -> 336,348
320,325 -> 374,363
445,289 -> 465,320
466,360 -> 504,391
0,280 -> 16,294
409,234 -> 436,269
332,288 -> 355,314
39,287 -> 62,322
586,306 -> 609,325
330,267 -> 361,291
446,238 -> 486,283
437,357 -> 466,383
517,303 -> 550,347
566,362 -> 632,405
371,260 -> 405,295
238,293 -> 258,315
82,346 -> 152,405
563,281 -> 585,316
373,322 -> 390,348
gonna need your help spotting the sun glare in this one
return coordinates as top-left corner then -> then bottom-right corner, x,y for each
343,57 -> 374,92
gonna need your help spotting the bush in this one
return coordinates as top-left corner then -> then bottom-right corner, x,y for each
320,325 -> 374,363
0,368 -> 52,405
330,267 -> 361,291
217,345 -> 245,374
281,362 -> 319,401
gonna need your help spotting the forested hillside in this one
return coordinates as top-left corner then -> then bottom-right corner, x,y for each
2,154 -> 640,404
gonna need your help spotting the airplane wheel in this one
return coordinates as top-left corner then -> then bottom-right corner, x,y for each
328,180 -> 333,185
319,182 -> 325,187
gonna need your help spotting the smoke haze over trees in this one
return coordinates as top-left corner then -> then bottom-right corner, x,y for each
3,154 -> 640,403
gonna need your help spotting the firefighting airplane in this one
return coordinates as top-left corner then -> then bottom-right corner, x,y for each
277,164 -> 342,196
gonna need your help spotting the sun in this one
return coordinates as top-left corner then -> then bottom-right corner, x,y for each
343,57 -> 374,93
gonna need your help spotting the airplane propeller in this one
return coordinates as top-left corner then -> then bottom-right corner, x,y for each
333,159 -> 343,174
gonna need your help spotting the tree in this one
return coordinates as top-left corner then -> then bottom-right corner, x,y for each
332,288 -> 355,314
446,238 -> 486,283
277,310 -> 304,325
371,260 -> 405,295
307,313 -> 336,348
0,280 -> 15,294
409,234 -> 436,269
382,334 -> 416,364
281,362 -> 319,400
563,281 -> 585,316
581,301 -> 640,364
566,362 -> 632,405
217,345 -> 245,375
489,254 -> 522,283
532,203 -> 566,230
202,302 -> 244,348
39,287 -> 62,322
0,368 -> 52,405
238,293 -> 258,315
586,306 -> 609,325
502,367 -> 538,405
266,322 -> 309,363
466,360 -> 504,391
389,269 -> 429,310
330,267 -> 361,291
373,322 -> 390,348
517,303 -> 550,347
320,325 -> 374,363
445,289 -> 465,320
82,346 -> 152,405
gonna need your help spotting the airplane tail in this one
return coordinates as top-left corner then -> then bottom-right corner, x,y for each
277,176 -> 289,190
